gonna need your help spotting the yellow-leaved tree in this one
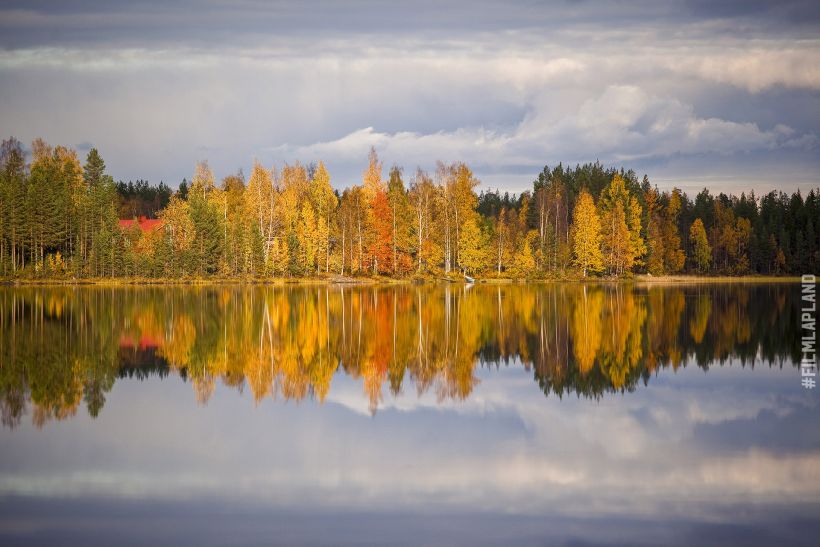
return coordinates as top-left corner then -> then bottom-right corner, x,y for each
511,230 -> 537,277
689,218 -> 711,273
571,189 -> 604,277
409,169 -> 436,273
280,162 -> 309,275
190,160 -> 215,199
310,161 -> 337,274
245,161 -> 275,271
158,195 -> 195,276
662,189 -> 686,273
458,215 -> 486,275
599,174 -> 645,275
297,202 -> 317,275
644,186 -> 666,275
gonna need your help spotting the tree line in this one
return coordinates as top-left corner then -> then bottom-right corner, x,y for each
1,137 -> 818,279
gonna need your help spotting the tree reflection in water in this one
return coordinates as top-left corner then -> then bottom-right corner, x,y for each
0,283 -> 802,428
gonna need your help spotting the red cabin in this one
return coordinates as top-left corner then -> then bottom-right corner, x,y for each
118,216 -> 164,232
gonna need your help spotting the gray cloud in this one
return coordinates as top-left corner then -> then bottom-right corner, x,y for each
1,360 -> 818,518
1,1 -> 818,48
0,1 -> 817,193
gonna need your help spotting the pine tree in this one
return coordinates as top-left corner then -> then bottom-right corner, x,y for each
0,138 -> 27,274
734,217 -> 752,274
644,187 -> 665,275
184,183 -> 216,277
83,149 -> 118,276
83,148 -> 106,186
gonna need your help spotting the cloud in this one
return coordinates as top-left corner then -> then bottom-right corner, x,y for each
675,46 -> 820,93
0,5 -> 817,192
1,360 -> 818,519
1,1 -> 818,49
279,85 -> 817,181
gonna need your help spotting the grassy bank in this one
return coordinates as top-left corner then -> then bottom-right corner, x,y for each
633,274 -> 803,284
0,273 -> 806,287
0,275 -> 411,287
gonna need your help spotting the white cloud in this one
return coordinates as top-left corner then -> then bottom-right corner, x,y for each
0,30 -> 817,191
681,45 -> 820,93
1,361 -> 817,519
281,85 -> 816,177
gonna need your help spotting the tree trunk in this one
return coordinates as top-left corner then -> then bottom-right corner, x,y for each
340,225 -> 345,275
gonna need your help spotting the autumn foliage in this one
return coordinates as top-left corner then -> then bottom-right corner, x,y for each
2,138 -> 818,280
0,282 -> 802,426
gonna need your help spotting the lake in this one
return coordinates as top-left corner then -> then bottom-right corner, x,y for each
0,283 -> 817,546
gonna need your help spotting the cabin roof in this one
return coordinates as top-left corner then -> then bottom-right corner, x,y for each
118,216 -> 164,232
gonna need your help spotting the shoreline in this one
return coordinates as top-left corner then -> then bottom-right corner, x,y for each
632,274 -> 803,284
0,274 -> 804,287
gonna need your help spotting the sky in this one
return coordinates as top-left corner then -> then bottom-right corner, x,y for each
1,0 -> 819,195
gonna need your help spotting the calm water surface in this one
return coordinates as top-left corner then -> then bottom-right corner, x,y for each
0,283 -> 817,546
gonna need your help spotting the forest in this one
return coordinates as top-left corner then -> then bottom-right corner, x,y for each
1,136 -> 818,280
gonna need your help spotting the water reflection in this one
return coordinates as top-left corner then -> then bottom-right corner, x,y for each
0,283 -> 803,427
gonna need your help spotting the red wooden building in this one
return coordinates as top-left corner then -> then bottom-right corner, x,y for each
118,216 -> 164,232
